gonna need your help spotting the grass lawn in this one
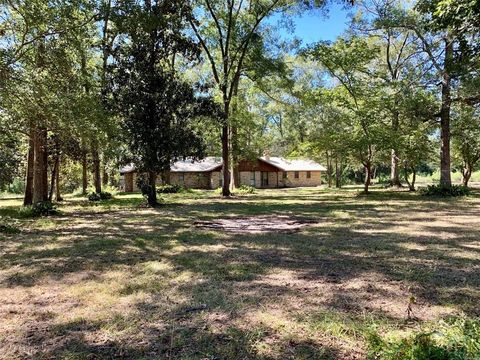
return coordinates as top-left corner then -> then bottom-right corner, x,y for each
0,187 -> 479,359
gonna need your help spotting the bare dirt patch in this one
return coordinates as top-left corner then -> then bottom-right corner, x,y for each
194,215 -> 317,234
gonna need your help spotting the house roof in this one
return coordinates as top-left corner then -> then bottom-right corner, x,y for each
120,156 -> 326,174
171,157 -> 223,172
120,157 -> 223,174
260,157 -> 327,172
120,164 -> 136,174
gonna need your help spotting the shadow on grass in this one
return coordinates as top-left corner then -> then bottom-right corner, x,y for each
1,189 -> 479,359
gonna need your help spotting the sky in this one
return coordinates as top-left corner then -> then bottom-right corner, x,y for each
275,2 -> 353,45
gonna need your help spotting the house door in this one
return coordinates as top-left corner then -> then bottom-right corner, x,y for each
261,172 -> 269,187
250,172 -> 256,186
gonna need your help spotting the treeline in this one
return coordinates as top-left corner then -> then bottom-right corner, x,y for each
229,0 -> 480,194
0,0 -> 479,206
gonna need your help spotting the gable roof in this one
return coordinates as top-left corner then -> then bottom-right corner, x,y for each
120,156 -> 326,174
171,157 -> 223,172
260,157 -> 327,172
120,157 -> 223,174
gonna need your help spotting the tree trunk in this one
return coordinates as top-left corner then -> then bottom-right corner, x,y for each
364,162 -> 372,194
390,149 -> 401,187
102,166 -> 109,186
55,155 -> 62,201
231,125 -> 240,189
82,150 -> 88,194
462,164 -> 472,187
410,168 -> 416,191
335,156 -> 341,188
32,125 -> 49,205
440,37 -> 453,187
48,155 -> 59,202
404,164 -> 416,191
326,152 -> 332,187
23,134 -> 34,206
147,171 -> 157,206
230,80 -> 240,190
92,147 -> 102,194
222,124 -> 230,196
390,97 -> 401,187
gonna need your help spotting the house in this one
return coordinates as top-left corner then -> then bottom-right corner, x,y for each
120,157 -> 223,192
238,156 -> 326,188
120,156 -> 326,192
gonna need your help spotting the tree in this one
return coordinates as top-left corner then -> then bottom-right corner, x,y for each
112,0 -> 209,206
189,0 -> 353,196
0,127 -> 22,191
306,37 -> 391,193
404,0 -> 480,187
397,90 -> 437,191
452,105 -> 480,187
0,0 -> 100,206
352,0 -> 425,187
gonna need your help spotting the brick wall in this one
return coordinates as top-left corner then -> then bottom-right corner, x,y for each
283,171 -> 321,187
122,169 -> 321,192
238,170 -> 321,188
210,171 -> 222,189
170,172 -> 211,189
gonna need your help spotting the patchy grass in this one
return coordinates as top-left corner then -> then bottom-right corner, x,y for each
0,186 -> 479,359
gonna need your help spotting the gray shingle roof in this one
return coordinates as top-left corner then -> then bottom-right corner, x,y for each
260,157 -> 327,171
120,156 -> 326,173
120,157 -> 223,174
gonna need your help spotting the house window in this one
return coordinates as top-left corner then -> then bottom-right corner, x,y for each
179,173 -> 184,183
294,171 -> 299,179
250,172 -> 256,186
283,172 -> 287,179
307,171 -> 311,179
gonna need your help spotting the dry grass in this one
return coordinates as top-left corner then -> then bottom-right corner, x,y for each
0,187 -> 479,359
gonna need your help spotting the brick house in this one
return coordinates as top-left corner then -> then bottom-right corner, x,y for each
238,156 -> 326,188
120,156 -> 325,192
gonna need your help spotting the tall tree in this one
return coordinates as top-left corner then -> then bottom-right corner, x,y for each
405,0 -> 480,187
189,0 -> 353,196
452,104 -> 480,187
112,0 -> 209,206
306,37 -> 391,193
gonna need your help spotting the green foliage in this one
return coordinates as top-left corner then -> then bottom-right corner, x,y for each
112,1 -> 210,180
6,178 -> 25,195
419,184 -> 471,197
87,192 -> 113,202
20,201 -> 58,217
0,130 -> 23,191
235,185 -> 256,194
367,317 -> 480,360
0,216 -> 20,234
156,184 -> 183,194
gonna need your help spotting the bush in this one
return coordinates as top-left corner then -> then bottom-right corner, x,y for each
0,216 -> 20,234
19,201 -> 58,217
7,178 -> 25,194
367,317 -> 480,360
156,184 -> 183,194
87,191 -> 113,201
419,184 -> 471,197
236,185 -> 256,194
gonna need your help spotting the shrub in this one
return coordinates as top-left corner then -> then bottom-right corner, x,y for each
87,191 -> 113,201
367,317 -> 480,360
7,178 -> 25,194
156,184 -> 183,194
419,184 -> 471,197
20,201 -> 58,217
236,185 -> 256,194
0,216 -> 20,234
